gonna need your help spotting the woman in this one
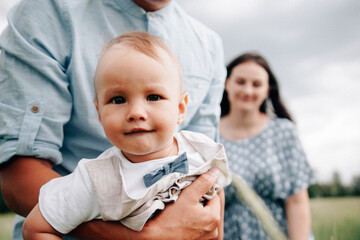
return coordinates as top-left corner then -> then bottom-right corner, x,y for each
220,52 -> 315,239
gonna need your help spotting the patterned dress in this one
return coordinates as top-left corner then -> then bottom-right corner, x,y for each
221,118 -> 316,240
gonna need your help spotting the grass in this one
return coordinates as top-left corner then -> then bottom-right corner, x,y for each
310,197 -> 360,240
0,197 -> 359,240
0,213 -> 15,240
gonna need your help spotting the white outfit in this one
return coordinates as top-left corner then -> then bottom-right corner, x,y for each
39,131 -> 231,233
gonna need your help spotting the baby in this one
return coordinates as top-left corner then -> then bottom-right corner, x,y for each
22,32 -> 231,239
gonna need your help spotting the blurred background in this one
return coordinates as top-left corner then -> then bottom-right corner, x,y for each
0,0 -> 359,239
179,0 -> 360,186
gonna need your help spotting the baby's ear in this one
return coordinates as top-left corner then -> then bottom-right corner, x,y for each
177,92 -> 188,124
94,99 -> 102,123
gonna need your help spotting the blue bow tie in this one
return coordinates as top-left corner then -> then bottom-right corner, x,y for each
143,152 -> 188,188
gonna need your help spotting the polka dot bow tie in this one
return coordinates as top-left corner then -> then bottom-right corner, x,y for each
143,152 -> 189,188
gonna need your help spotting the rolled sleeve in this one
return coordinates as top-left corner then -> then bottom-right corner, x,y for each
0,0 -> 72,165
0,100 -> 61,164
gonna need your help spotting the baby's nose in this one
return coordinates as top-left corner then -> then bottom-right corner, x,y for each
127,104 -> 147,121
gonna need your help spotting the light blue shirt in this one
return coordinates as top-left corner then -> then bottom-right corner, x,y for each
0,0 -> 225,239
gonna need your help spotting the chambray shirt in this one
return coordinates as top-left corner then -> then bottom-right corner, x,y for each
0,0 -> 225,239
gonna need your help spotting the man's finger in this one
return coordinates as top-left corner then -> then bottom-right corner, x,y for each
202,194 -> 221,232
181,168 -> 220,201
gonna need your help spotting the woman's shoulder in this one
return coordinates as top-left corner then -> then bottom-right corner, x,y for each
268,117 -> 299,142
270,117 -> 296,131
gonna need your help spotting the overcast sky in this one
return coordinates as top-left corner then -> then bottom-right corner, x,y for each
1,0 -> 359,184
178,0 -> 360,185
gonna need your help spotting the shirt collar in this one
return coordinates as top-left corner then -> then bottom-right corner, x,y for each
117,0 -> 176,18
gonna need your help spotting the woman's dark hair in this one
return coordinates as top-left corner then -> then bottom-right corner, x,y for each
220,52 -> 294,121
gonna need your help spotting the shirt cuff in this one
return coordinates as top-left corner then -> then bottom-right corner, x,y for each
0,139 -> 62,165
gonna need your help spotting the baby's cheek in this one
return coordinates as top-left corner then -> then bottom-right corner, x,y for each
103,118 -> 122,137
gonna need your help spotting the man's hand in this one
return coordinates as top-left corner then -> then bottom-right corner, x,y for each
142,168 -> 222,240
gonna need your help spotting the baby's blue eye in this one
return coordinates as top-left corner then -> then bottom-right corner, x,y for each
111,96 -> 126,104
147,95 -> 161,101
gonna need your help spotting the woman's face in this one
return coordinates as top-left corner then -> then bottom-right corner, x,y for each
226,61 -> 269,113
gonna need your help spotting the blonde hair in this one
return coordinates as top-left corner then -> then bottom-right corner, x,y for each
95,32 -> 184,97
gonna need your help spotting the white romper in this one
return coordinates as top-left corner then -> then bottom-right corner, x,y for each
39,131 -> 231,233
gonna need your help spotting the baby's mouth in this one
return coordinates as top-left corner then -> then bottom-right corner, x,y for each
125,128 -> 154,135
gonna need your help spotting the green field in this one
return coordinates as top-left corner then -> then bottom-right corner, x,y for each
0,197 -> 359,240
310,197 -> 360,239
0,213 -> 15,240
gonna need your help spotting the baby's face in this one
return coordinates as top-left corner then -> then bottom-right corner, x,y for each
95,46 -> 187,162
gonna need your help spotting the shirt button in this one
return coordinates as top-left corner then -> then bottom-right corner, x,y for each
148,12 -> 155,18
31,105 -> 40,113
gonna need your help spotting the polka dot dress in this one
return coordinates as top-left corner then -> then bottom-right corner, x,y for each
221,118 -> 316,240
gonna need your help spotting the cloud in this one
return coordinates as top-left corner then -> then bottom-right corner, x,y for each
289,61 -> 360,184
0,0 -> 19,32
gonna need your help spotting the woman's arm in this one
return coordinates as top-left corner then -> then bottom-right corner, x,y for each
286,189 -> 311,240
218,189 -> 225,240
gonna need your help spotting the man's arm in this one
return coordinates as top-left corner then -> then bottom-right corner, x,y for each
1,157 -> 222,240
0,157 -> 60,217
